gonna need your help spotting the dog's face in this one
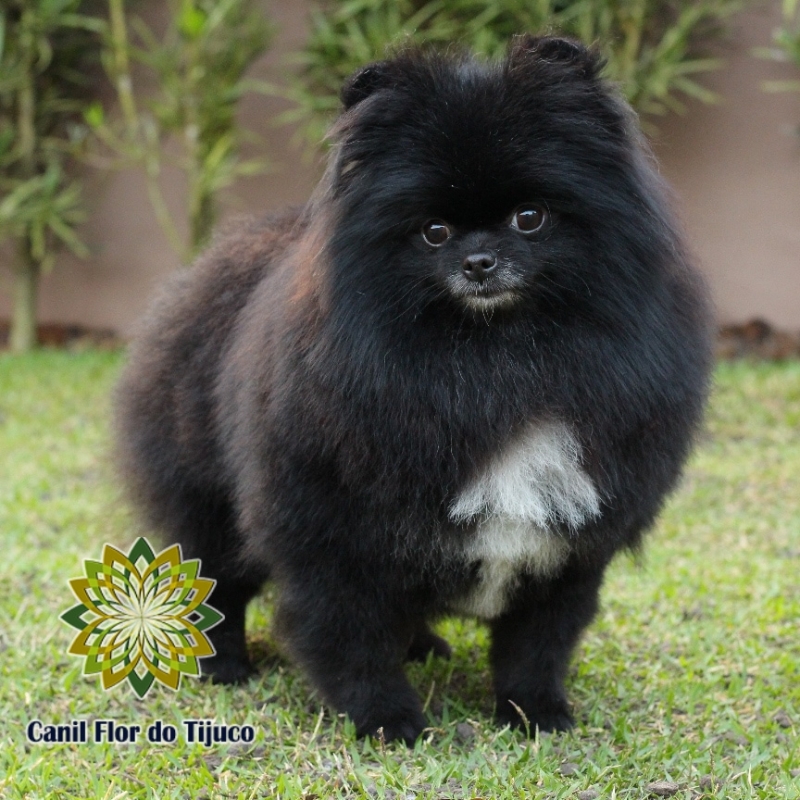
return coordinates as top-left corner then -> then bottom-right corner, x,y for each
415,201 -> 555,312
324,37 -> 661,326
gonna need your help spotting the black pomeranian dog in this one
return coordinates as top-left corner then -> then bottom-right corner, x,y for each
115,35 -> 713,743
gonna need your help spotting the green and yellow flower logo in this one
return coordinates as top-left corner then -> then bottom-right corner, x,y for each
61,538 -> 223,698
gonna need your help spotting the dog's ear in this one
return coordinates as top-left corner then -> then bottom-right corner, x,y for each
509,35 -> 603,80
341,62 -> 394,109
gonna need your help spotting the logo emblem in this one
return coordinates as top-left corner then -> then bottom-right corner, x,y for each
61,538 -> 222,697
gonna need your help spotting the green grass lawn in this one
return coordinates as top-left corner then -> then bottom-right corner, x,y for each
0,350 -> 798,799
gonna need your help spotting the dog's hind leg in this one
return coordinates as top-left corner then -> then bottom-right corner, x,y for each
406,621 -> 452,662
150,485 -> 269,684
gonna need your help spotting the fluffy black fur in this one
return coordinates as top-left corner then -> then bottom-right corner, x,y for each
115,36 -> 713,743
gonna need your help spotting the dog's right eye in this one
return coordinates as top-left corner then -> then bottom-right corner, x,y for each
422,220 -> 452,247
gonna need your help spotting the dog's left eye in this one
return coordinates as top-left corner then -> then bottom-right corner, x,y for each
422,220 -> 452,247
511,205 -> 548,234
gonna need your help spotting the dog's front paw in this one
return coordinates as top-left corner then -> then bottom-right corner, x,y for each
200,654 -> 255,685
356,706 -> 427,745
496,692 -> 574,734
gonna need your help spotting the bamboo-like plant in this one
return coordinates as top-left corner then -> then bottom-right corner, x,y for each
284,0 -> 744,148
0,1 -> 101,352
88,0 -> 274,260
757,0 -> 800,92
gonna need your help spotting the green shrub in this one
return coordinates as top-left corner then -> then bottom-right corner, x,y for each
0,0 -> 103,352
89,0 -> 274,259
285,0 -> 743,148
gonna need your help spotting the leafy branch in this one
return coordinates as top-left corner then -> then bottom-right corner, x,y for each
87,0 -> 274,260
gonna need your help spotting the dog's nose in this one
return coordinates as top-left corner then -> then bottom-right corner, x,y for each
462,251 -> 497,282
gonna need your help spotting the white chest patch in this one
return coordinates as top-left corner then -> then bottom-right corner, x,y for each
448,420 -> 600,619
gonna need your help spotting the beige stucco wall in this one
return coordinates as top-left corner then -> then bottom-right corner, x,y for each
1,0 -> 798,334
653,3 -> 800,329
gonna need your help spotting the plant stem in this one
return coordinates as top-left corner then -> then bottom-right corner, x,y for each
189,189 -> 215,256
10,243 -> 39,353
107,0 -> 139,133
11,13 -> 40,353
620,0 -> 646,90
143,160 -> 186,257
183,32 -> 214,256
107,0 -> 186,258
